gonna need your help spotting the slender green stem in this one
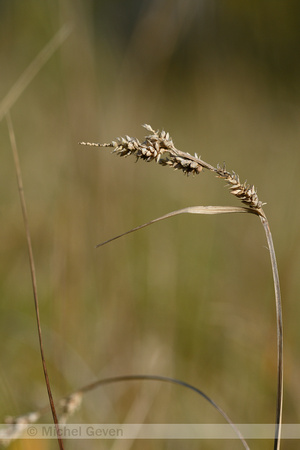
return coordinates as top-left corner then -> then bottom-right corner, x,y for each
260,213 -> 283,450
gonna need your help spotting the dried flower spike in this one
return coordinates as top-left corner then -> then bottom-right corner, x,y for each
80,125 -> 264,210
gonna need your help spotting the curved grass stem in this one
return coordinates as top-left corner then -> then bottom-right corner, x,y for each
260,213 -> 283,450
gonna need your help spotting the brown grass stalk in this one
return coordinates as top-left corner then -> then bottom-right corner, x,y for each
6,113 -> 64,450
1,25 -> 73,450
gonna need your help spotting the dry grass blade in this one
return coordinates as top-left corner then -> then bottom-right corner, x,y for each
6,113 -> 64,450
0,24 -> 72,122
96,205 -> 260,248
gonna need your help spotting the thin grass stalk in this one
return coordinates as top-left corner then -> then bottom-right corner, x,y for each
0,24 -> 72,122
6,113 -> 64,450
260,214 -> 283,450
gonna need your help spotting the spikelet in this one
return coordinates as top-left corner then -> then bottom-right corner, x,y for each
80,125 -> 205,175
216,164 -> 263,209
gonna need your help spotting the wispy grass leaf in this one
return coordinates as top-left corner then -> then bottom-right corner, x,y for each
96,205 -> 260,248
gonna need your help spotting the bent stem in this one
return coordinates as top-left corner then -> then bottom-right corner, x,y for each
80,374 -> 250,449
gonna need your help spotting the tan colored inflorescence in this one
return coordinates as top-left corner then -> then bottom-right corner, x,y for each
80,124 -> 264,210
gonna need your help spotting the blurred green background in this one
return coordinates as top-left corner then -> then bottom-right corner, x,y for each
1,1 -> 300,449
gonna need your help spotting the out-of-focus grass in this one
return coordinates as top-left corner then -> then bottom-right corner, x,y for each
1,2 -> 300,449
